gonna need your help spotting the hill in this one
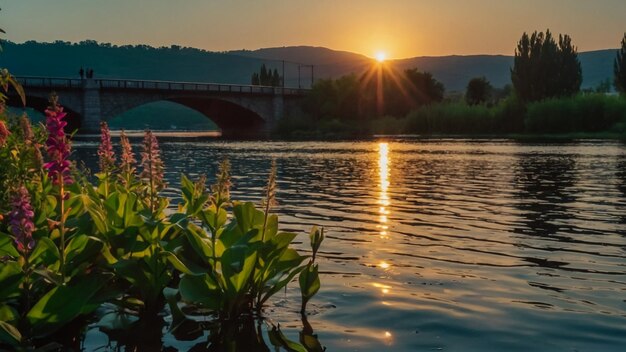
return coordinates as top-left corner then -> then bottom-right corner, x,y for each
0,41 -> 618,93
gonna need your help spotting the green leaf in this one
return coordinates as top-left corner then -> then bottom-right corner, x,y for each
0,305 -> 18,322
8,76 -> 26,107
268,325 -> 307,352
179,274 -> 220,310
27,274 -> 110,336
64,234 -> 89,263
0,234 -> 19,258
184,222 -> 213,263
221,245 -> 257,295
29,237 -> 60,267
260,265 -> 305,306
233,202 -> 265,235
272,232 -> 297,250
0,321 -> 21,346
0,261 -> 23,299
299,264 -> 320,311
32,268 -> 63,286
161,251 -> 205,275
300,332 -> 325,352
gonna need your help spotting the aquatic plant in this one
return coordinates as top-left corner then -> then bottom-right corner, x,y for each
43,94 -> 72,187
43,94 -> 74,283
172,161 -> 323,322
140,130 -> 166,214
97,121 -> 116,197
118,129 -> 136,187
0,119 -> 8,146
8,185 -> 35,254
0,98 -> 324,350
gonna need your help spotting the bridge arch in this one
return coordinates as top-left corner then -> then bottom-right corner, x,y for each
100,93 -> 270,137
6,94 -> 83,131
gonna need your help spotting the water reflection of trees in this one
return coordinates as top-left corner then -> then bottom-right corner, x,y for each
616,153 -> 626,237
99,314 -> 323,352
514,153 -> 577,238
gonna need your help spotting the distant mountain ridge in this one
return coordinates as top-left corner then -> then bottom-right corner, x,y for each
0,41 -> 618,92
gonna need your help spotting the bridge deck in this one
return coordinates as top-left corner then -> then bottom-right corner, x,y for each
15,76 -> 307,96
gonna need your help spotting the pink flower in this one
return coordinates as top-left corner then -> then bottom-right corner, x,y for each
140,130 -> 166,213
98,122 -> 116,173
9,186 -> 35,255
44,102 -> 72,185
120,129 -> 135,173
0,119 -> 9,147
20,115 -> 34,144
140,130 -> 166,192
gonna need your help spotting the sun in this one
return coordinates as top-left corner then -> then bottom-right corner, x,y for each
375,51 -> 387,63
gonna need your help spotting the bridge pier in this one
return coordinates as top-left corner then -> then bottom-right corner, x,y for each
81,79 -> 102,132
266,90 -> 285,135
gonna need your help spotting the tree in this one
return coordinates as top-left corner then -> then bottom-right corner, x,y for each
260,64 -> 269,85
511,30 -> 582,102
615,33 -> 626,94
465,77 -> 492,105
404,68 -> 445,105
251,72 -> 260,85
272,69 -> 280,87
594,78 -> 612,94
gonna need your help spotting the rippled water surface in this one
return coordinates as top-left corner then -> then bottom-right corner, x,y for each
74,138 -> 626,351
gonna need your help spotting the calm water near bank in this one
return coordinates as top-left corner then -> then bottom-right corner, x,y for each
73,138 -> 626,351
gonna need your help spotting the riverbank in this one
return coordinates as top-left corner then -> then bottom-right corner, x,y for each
276,93 -> 626,140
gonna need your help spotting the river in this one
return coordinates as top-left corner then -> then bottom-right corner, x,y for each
72,137 -> 626,351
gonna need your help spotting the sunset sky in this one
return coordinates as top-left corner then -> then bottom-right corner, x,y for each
3,0 -> 625,59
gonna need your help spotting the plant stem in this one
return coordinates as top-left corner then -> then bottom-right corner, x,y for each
59,176 -> 66,284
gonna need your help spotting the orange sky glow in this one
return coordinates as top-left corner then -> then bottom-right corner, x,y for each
3,0 -> 626,59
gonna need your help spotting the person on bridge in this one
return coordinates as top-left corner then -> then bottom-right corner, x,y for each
79,67 -> 84,79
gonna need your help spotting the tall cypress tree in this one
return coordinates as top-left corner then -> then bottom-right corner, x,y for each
511,30 -> 581,102
251,73 -> 260,85
272,69 -> 280,87
558,34 -> 582,97
260,64 -> 268,86
615,33 -> 626,94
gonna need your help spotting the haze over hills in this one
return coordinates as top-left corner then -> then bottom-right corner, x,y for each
0,41 -> 618,92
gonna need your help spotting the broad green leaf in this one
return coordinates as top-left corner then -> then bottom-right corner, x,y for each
222,245 -> 257,295
64,234 -> 89,263
161,251 -> 205,275
27,274 -> 110,336
272,232 -> 297,250
184,222 -> 213,262
260,265 -> 305,306
299,264 -> 320,309
0,234 -> 19,258
0,305 -> 18,322
29,237 -> 60,266
0,261 -> 23,299
179,274 -> 220,310
263,214 -> 279,241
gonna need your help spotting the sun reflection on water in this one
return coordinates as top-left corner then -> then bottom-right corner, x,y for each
378,142 -> 390,239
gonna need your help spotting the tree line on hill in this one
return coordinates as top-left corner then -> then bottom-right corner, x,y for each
279,31 -> 626,138
250,64 -> 282,87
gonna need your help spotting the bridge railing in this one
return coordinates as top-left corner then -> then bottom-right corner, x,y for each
15,76 -> 308,95
15,76 -> 84,89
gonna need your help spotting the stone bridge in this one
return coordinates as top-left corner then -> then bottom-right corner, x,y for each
9,77 -> 308,137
